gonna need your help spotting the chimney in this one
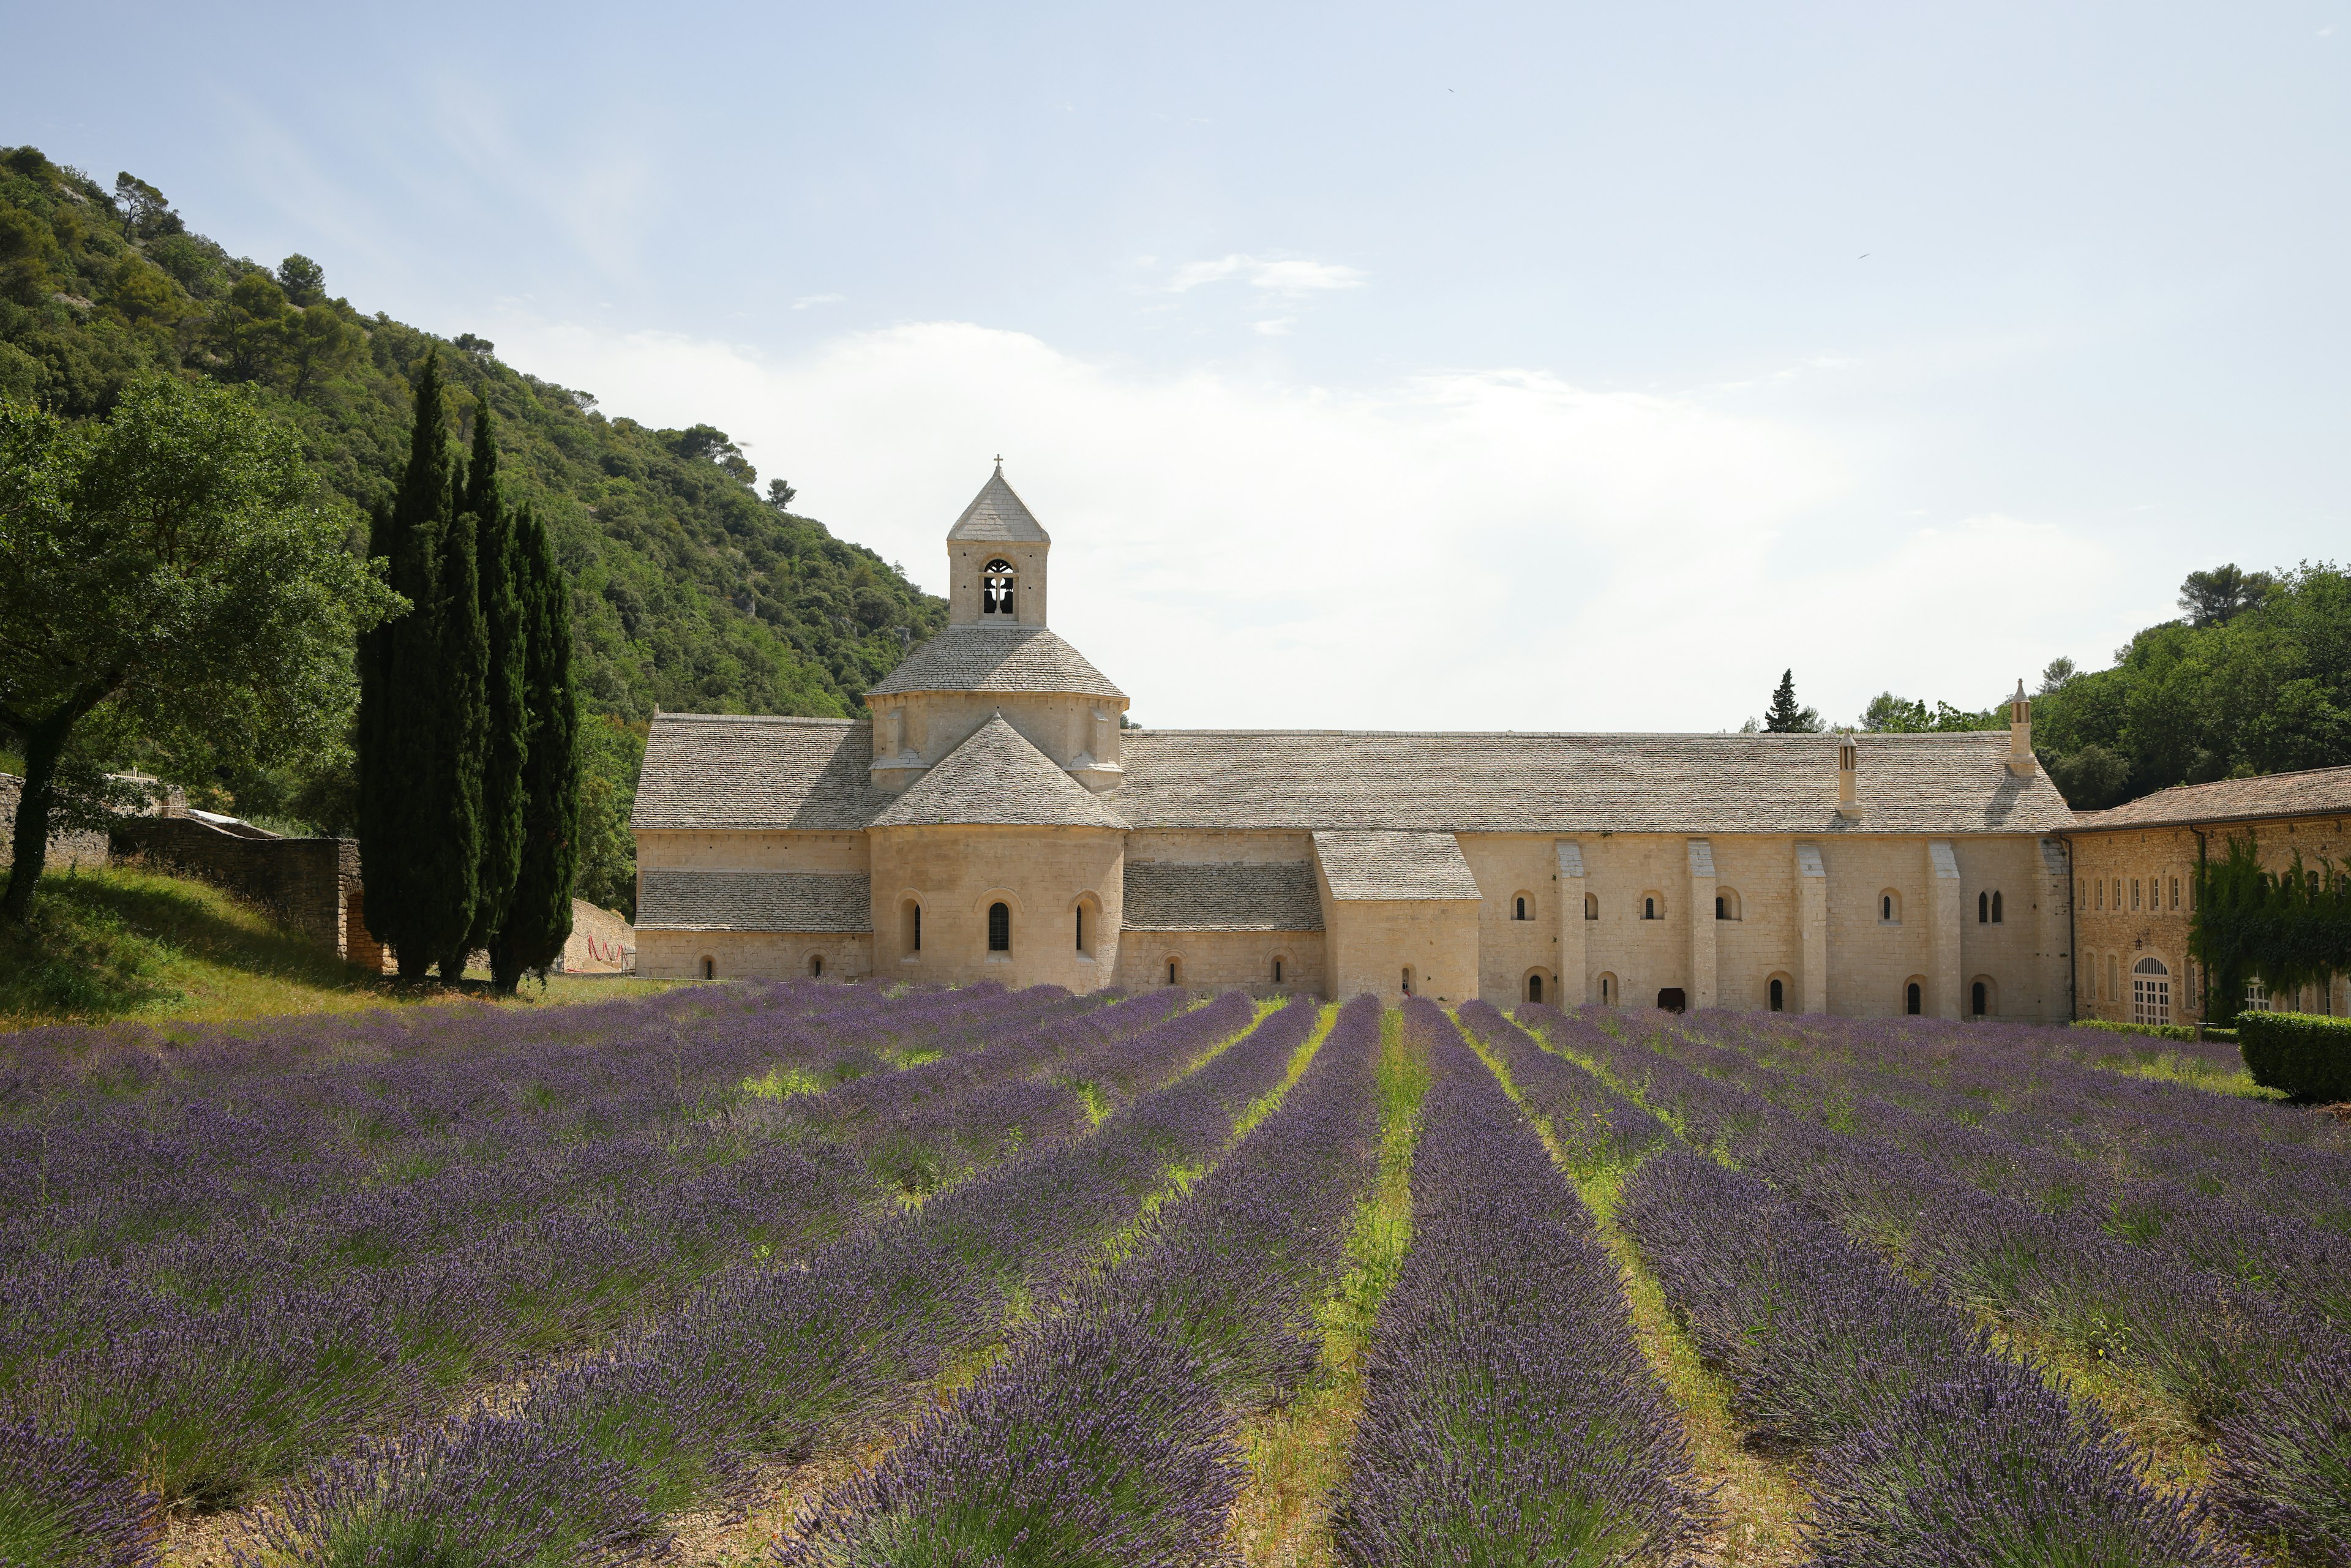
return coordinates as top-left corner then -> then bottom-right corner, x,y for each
1836,737 -> 1863,818
2006,679 -> 2036,776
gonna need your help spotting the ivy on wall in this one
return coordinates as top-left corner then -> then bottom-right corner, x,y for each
2191,833 -> 2351,1022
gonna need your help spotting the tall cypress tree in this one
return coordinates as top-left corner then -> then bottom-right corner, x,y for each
359,353 -> 457,978
491,504 -> 581,991
465,403 -> 527,959
426,443 -> 489,981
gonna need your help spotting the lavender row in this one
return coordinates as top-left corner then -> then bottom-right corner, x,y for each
1683,1008 -> 2351,1235
0,990 -> 1212,1520
1622,1147 -> 2233,1566
1618,1010 -> 2351,1330
1550,1014 -> 2351,1564
782,995 -> 1384,1566
1453,1000 -> 1662,1176
241,992 -> 1303,1566
0,981 -> 1084,1273
1334,999 -> 1709,1566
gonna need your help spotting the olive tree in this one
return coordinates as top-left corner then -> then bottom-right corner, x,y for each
0,378 -> 401,920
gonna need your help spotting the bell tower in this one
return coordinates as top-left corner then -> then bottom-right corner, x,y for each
947,460 -> 1049,627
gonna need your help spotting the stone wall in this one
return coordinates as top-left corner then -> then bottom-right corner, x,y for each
1112,929 -> 1325,994
111,816 -> 370,962
0,773 -> 111,872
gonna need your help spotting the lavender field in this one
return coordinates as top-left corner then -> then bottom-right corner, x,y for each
0,985 -> 2344,1566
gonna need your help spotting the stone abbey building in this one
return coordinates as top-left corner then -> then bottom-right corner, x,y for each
632,468 -> 2080,1016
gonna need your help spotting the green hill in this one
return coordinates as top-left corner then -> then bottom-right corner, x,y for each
0,144 -> 946,911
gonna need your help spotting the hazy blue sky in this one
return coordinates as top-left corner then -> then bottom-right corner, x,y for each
12,2 -> 2347,729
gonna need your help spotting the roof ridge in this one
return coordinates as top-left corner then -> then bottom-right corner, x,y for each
652,711 -> 865,727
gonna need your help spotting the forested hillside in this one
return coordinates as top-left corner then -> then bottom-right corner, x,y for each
0,145 -> 945,909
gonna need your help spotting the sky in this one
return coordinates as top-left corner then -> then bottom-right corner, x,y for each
11,1 -> 2347,730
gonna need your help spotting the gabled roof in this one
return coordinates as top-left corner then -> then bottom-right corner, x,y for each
947,468 -> 1051,544
637,870 -> 871,931
631,714 -> 893,831
867,625 -> 1126,700
1112,729 -> 2075,836
2063,763 -> 2351,833
1313,830 -> 1483,901
1122,861 -> 1324,930
871,715 -> 1130,830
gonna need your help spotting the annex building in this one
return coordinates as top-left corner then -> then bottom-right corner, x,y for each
631,467 -> 2080,1016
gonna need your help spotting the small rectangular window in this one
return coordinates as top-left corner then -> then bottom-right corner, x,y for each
2131,879 -> 2140,911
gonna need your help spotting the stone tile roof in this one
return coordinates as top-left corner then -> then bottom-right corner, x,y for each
2062,763 -> 2351,832
1122,861 -> 1324,930
1313,830 -> 1483,901
1112,729 -> 2077,836
871,715 -> 1131,830
946,468 -> 1051,543
632,721 -> 2080,839
636,870 -> 871,931
631,715 -> 893,831
867,626 -> 1126,700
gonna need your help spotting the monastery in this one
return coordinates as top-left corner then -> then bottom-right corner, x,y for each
631,467 -> 2081,1016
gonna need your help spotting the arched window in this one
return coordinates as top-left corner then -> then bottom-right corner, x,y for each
1584,893 -> 1599,921
1769,977 -> 1785,1011
809,953 -> 823,978
1513,894 -> 1531,921
1166,956 -> 1183,986
2132,957 -> 2170,1026
700,956 -> 716,980
1715,888 -> 1741,921
1597,972 -> 1618,1006
981,558 -> 1016,616
1905,980 -> 1922,1015
1272,956 -> 1285,985
1972,980 -> 1986,1015
1641,893 -> 1662,921
2169,877 -> 2180,910
1992,891 -> 2003,923
1527,972 -> 1545,1003
1401,967 -> 1414,996
988,901 -> 1011,953
1978,891 -> 1989,924
1880,890 -> 1902,925
1074,904 -> 1085,952
902,900 -> 923,956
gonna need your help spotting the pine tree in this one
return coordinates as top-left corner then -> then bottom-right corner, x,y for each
1763,669 -> 1823,733
491,504 -> 581,991
359,354 -> 458,978
426,444 -> 490,981
466,403 -> 526,960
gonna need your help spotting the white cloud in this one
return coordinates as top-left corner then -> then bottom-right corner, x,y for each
486,315 -> 2151,731
1164,253 -> 1369,296
1253,317 -> 1296,336
793,293 -> 846,309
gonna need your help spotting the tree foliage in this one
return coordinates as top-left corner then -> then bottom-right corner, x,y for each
0,378 -> 399,918
0,143 -> 947,909
1761,669 -> 1823,733
2033,563 -> 2351,809
1856,692 -> 2002,733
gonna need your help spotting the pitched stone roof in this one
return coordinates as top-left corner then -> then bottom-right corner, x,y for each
870,715 -> 1130,830
636,870 -> 871,931
1122,861 -> 1324,930
946,468 -> 1051,543
632,720 -> 2079,839
1112,729 -> 2076,836
1313,831 -> 1483,901
631,715 -> 893,831
2063,763 -> 2351,833
867,626 -> 1125,700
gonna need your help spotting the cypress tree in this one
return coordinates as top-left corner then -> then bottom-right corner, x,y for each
1763,669 -> 1821,733
466,403 -> 527,959
359,354 -> 457,979
491,504 -> 581,991
426,443 -> 489,981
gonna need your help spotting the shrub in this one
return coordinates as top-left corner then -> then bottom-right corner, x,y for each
2238,1011 -> 2351,1103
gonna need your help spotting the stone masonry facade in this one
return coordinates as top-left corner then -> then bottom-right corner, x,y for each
632,467 -> 2084,1015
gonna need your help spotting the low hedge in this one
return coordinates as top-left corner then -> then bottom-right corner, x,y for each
2237,1011 -> 2351,1103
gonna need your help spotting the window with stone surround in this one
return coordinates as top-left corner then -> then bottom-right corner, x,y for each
1993,890 -> 2003,923
1880,890 -> 1902,925
1768,972 -> 1792,1011
988,901 -> 1011,953
1512,892 -> 1534,921
1585,893 -> 1599,920
1905,978 -> 1924,1015
2132,957 -> 2170,1026
1272,955 -> 1288,986
1716,888 -> 1742,920
809,953 -> 824,978
1526,971 -> 1545,1003
1641,892 -> 1663,921
1597,971 -> 1618,1005
1971,975 -> 1998,1016
902,900 -> 923,957
700,956 -> 716,980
